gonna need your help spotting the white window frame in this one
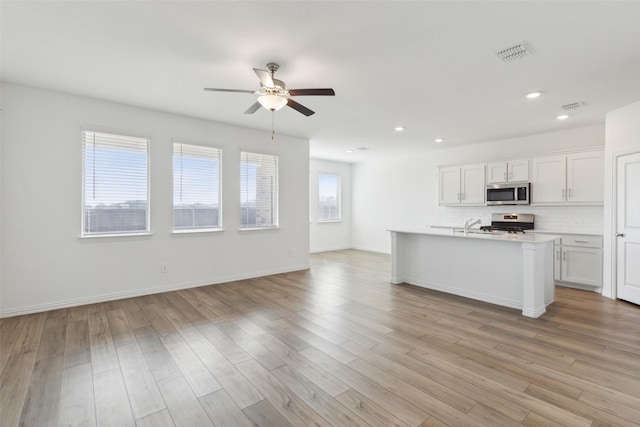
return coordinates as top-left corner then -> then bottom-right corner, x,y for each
81,129 -> 150,237
318,173 -> 342,222
172,141 -> 223,233
240,151 -> 279,230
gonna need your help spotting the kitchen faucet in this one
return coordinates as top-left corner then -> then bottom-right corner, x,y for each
464,218 -> 481,233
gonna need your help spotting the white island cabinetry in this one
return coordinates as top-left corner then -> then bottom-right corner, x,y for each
389,228 -> 557,318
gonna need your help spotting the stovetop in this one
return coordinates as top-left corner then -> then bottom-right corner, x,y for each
479,213 -> 535,234
479,225 -> 528,234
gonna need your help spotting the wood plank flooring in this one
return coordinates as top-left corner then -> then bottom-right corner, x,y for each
1,249 -> 639,426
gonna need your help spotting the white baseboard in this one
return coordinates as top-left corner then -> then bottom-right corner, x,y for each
350,245 -> 391,255
309,245 -> 351,254
0,263 -> 310,318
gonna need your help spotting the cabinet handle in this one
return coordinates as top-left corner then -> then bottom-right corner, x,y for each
562,189 -> 565,199
563,251 -> 566,261
568,188 -> 572,198
574,240 -> 589,243
504,172 -> 507,181
556,251 -> 560,260
457,192 -> 460,201
461,192 -> 465,200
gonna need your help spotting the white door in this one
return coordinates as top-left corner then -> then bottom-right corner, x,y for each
617,152 -> 640,305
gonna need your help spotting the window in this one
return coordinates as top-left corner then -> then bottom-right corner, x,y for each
82,130 -> 149,236
240,151 -> 278,229
173,142 -> 222,231
318,173 -> 341,221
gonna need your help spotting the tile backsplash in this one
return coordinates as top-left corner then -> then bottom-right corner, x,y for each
429,205 -> 604,234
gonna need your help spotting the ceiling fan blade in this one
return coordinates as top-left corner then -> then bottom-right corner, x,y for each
287,98 -> 315,116
253,68 -> 274,88
244,101 -> 262,114
288,88 -> 336,96
204,88 -> 256,94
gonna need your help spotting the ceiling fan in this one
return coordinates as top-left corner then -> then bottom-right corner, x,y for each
204,63 -> 335,116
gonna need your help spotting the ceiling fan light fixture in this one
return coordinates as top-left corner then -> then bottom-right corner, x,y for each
258,94 -> 288,111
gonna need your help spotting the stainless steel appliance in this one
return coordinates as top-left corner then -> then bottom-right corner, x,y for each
479,213 -> 534,233
486,182 -> 530,205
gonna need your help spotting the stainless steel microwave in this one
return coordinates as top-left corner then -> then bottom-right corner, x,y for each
486,182 -> 530,205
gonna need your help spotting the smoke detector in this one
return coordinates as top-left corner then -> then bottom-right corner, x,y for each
561,102 -> 586,111
496,42 -> 534,63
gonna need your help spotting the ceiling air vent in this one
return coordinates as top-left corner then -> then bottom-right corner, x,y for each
561,101 -> 585,111
496,42 -> 533,63
356,147 -> 370,151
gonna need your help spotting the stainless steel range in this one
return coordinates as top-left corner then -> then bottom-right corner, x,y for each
479,213 -> 534,234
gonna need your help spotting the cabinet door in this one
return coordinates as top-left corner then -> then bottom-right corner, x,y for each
486,162 -> 508,184
561,247 -> 602,286
554,245 -> 561,281
460,164 -> 486,205
567,150 -> 604,204
509,159 -> 530,182
531,155 -> 566,204
439,167 -> 461,205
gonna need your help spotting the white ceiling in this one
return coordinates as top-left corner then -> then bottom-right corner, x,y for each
2,1 -> 640,162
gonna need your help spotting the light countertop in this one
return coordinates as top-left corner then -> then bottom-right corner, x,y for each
389,227 -> 559,243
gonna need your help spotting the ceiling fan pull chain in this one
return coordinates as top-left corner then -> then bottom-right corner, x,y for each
272,111 -> 276,141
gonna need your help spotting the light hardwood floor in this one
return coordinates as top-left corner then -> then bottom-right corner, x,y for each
1,249 -> 639,426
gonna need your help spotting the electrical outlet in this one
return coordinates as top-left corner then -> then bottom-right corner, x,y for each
160,264 -> 168,273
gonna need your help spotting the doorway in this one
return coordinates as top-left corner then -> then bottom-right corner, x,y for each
616,151 -> 640,305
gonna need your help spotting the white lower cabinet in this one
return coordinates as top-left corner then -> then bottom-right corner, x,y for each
553,234 -> 603,289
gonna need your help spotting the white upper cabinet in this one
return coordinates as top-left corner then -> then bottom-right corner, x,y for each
566,151 -> 604,204
439,164 -> 485,206
439,166 -> 461,205
531,149 -> 604,205
531,155 -> 567,204
486,159 -> 529,184
461,164 -> 486,204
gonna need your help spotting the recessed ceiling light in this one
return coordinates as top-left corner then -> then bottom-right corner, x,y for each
345,149 -> 354,153
434,138 -> 444,143
394,126 -> 404,132
557,114 -> 569,120
526,91 -> 542,99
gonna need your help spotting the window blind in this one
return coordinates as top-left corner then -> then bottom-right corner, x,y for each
173,142 -> 222,230
318,173 -> 341,221
82,130 -> 149,235
240,151 -> 279,228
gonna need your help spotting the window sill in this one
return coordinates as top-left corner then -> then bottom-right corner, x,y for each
78,232 -> 152,242
239,226 -> 280,232
172,228 -> 223,235
318,220 -> 342,224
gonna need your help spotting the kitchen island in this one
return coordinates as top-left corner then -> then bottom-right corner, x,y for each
389,228 -> 558,318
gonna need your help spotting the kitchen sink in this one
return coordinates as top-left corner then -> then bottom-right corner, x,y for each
452,228 -> 492,234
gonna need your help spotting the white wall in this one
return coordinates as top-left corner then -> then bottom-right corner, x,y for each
309,158 -> 352,252
352,125 -> 605,254
0,83 -> 310,317
603,100 -> 640,298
